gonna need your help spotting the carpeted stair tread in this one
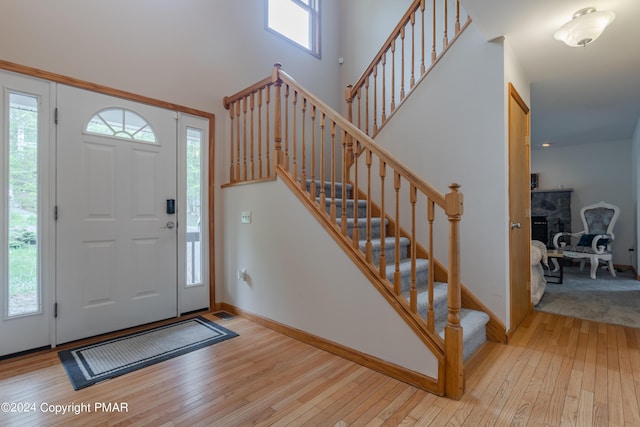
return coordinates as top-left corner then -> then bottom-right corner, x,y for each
360,237 -> 411,266
435,308 -> 490,362
403,281 -> 449,319
306,179 -> 352,198
384,258 -> 430,293
319,197 -> 368,217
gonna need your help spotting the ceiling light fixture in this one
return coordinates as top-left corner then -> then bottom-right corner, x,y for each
554,7 -> 615,47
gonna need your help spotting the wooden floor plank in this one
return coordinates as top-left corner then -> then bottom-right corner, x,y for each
2,311 -> 640,426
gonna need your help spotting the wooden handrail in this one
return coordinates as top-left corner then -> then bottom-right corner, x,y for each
348,0 -> 423,97
223,76 -> 273,110
346,0 -> 470,139
275,66 -> 447,209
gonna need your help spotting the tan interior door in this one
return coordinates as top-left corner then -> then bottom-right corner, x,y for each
508,83 -> 531,333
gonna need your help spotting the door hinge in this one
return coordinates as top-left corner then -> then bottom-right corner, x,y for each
54,206 -> 58,221
54,108 -> 58,125
54,302 -> 58,318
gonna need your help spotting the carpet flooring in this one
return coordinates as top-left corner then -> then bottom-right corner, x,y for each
535,264 -> 640,328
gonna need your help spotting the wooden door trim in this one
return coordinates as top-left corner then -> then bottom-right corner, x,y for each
507,82 -> 531,333
0,59 -> 216,312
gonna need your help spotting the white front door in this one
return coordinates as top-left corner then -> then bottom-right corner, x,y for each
56,85 -> 178,344
0,71 -> 54,356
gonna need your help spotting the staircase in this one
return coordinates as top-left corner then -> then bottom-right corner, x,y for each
315,180 -> 489,362
221,0 -> 502,399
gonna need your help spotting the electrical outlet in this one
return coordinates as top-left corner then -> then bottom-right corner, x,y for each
241,211 -> 251,224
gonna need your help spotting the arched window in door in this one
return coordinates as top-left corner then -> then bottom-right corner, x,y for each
85,107 -> 157,143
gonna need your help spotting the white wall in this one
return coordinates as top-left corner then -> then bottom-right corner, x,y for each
222,178 -> 439,378
358,24 -> 510,326
0,0 -> 344,325
531,139 -> 634,267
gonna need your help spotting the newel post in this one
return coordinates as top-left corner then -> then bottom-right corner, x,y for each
444,182 -> 464,399
344,85 -> 355,173
272,63 -> 283,170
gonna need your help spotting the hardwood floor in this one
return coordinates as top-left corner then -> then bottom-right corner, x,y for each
1,310 -> 639,426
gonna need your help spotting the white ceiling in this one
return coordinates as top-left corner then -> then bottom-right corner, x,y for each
461,0 -> 640,149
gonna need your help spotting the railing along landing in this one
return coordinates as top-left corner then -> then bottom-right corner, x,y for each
346,0 -> 470,138
223,64 -> 465,398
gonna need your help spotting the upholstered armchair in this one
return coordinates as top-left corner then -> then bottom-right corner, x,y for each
553,201 -> 619,279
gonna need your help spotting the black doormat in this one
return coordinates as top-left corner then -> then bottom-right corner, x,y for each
58,316 -> 238,390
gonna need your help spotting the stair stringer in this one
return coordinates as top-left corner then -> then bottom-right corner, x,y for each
276,167 -> 447,395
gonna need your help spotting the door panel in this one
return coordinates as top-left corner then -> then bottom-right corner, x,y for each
508,83 -> 531,332
56,85 -> 178,344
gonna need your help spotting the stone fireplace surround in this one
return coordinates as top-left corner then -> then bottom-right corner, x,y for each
531,189 -> 572,248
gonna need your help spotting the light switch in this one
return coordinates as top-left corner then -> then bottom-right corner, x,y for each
241,211 -> 252,224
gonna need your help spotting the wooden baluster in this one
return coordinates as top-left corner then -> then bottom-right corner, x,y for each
393,172 -> 401,295
365,78 -> 370,136
352,138 -> 360,247
372,67 -> 378,134
300,97 -> 307,191
341,129 -> 348,235
357,88 -> 362,132
432,0 -> 437,63
390,40 -> 396,113
292,90 -> 298,179
455,0 -> 461,34
310,106 -> 317,200
250,92 -> 255,180
378,159 -> 387,277
427,199 -> 435,331
345,84 -> 353,124
284,85 -> 290,171
421,0 -> 426,75
265,85 -> 271,177
400,26 -> 406,101
410,185 -> 417,313
272,66 -> 283,170
400,13 -> 416,91
242,96 -> 248,181
235,101 -> 241,182
257,89 -> 263,179
319,113 -> 326,212
345,85 -> 354,170
330,121 -> 337,223
443,0 -> 449,49
229,102 -> 235,183
445,182 -> 463,399
381,54 -> 387,124
365,150 -> 373,262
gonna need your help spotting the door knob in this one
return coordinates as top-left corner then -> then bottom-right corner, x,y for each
162,221 -> 175,229
511,222 -> 521,229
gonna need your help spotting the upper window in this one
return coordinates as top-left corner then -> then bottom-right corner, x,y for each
85,108 -> 157,143
266,0 -> 320,57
